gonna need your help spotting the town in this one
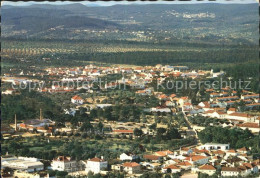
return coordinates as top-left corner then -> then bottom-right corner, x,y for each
1,64 -> 259,178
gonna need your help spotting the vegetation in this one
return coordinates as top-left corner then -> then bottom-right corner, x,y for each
198,126 -> 260,154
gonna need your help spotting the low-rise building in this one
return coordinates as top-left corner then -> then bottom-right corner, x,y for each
162,164 -> 181,173
71,95 -> 84,104
2,156 -> 44,173
221,167 -> 240,177
83,157 -> 107,174
197,164 -> 216,175
51,156 -> 78,172
122,162 -> 141,174
119,153 -> 138,161
185,155 -> 209,165
199,143 -> 230,151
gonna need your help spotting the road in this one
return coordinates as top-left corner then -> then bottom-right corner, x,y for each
181,111 -> 201,146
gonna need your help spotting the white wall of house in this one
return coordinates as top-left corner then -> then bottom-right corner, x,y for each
85,161 -> 107,174
221,171 -> 239,177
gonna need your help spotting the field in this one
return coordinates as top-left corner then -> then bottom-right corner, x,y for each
1,39 -> 258,69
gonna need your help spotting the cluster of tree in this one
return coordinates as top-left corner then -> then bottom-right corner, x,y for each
89,105 -> 142,122
48,170 -> 68,178
1,90 -> 63,123
188,116 -> 225,127
198,126 -> 259,153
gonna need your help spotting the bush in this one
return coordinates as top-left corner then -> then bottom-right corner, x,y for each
56,171 -> 68,177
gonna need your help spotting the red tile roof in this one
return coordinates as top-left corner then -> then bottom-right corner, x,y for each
71,95 -> 83,100
199,164 -> 216,170
89,157 -> 105,162
123,162 -> 140,167
143,155 -> 161,160
185,155 -> 208,161
237,123 -> 259,129
176,161 -> 192,166
221,167 -> 240,172
155,150 -> 173,156
163,164 -> 180,170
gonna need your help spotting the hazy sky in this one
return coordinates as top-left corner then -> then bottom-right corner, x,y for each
2,0 -> 258,6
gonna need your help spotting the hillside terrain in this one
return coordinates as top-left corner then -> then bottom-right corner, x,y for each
2,3 -> 258,45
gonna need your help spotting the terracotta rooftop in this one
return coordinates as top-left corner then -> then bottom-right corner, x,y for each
71,95 -> 83,100
237,123 -> 259,128
89,157 -> 105,162
143,155 -> 161,160
221,167 -> 240,172
163,164 -> 180,170
123,162 -> 140,167
199,164 -> 216,170
113,130 -> 134,133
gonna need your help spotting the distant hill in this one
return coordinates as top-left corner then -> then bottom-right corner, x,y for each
1,3 -> 258,44
2,7 -> 121,33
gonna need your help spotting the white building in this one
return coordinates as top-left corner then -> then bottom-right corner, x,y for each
199,143 -> 230,151
185,155 -> 209,165
221,167 -> 240,177
122,162 -> 141,174
71,95 -> 84,104
2,156 -> 44,173
150,107 -> 171,113
51,156 -> 78,172
119,153 -> 138,161
162,164 -> 181,173
84,157 -> 107,174
197,164 -> 216,175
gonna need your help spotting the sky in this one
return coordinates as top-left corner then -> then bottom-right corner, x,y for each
1,0 -> 258,6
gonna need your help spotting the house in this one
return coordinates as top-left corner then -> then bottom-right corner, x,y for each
226,113 -> 256,122
241,94 -> 259,100
122,162 -> 141,174
215,96 -> 239,102
71,95 -> 84,104
199,143 -> 230,151
236,123 -> 259,133
179,147 -> 193,155
2,89 -> 15,95
227,108 -> 236,114
226,149 -> 237,157
175,161 -> 192,170
198,102 -> 211,111
113,130 -> 134,136
210,93 -> 222,98
237,147 -> 248,154
182,103 -> 193,112
242,162 -> 259,174
197,164 -> 216,175
210,111 -> 226,119
51,156 -> 78,172
143,155 -> 162,162
120,153 -> 138,161
165,101 -> 175,107
150,107 -> 171,113
162,165 -> 181,173
185,155 -> 209,165
155,150 -> 173,157
211,150 -> 225,157
84,157 -> 107,174
221,167 -> 240,177
2,156 -> 44,173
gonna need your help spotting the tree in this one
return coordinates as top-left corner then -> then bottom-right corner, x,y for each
166,127 -> 181,140
157,128 -> 166,135
80,121 -> 93,132
134,128 -> 143,137
56,171 -> 68,177
97,122 -> 104,132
